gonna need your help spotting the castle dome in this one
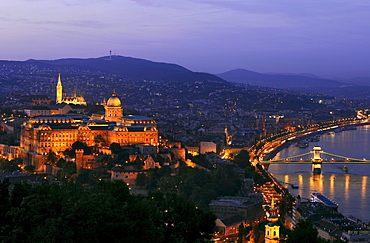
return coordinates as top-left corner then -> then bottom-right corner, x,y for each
106,93 -> 122,107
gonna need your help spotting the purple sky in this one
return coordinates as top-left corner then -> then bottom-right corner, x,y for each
1,0 -> 369,78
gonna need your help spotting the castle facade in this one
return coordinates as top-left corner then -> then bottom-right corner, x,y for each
20,80 -> 158,170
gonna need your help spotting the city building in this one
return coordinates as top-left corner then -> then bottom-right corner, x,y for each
56,74 -> 87,105
215,215 -> 245,236
19,93 -> 158,171
209,196 -> 264,223
293,201 -> 370,243
24,106 -> 52,117
199,141 -> 217,154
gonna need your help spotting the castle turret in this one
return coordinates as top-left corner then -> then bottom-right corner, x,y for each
75,149 -> 84,170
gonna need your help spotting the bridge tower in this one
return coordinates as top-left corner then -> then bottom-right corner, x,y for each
312,146 -> 322,174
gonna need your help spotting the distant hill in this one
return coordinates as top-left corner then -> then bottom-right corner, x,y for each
34,56 -> 226,83
338,77 -> 370,86
216,68 -> 345,89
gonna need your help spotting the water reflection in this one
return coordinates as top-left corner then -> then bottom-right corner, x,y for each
330,174 -> 335,196
310,174 -> 323,193
344,174 -> 350,202
362,176 -> 367,199
268,126 -> 370,223
284,175 -> 289,184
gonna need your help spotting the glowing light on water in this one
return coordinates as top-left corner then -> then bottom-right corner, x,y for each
330,174 -> 335,195
344,174 -> 350,201
362,176 -> 367,199
284,175 -> 289,184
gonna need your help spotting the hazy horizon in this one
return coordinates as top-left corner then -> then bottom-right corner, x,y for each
1,0 -> 369,78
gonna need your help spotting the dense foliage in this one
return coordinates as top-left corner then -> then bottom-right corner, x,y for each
0,158 -> 22,173
136,164 -> 242,210
0,179 -> 216,243
288,219 -> 330,243
234,150 -> 268,186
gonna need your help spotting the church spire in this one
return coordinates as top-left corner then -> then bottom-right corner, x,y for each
265,199 -> 280,243
56,73 -> 63,103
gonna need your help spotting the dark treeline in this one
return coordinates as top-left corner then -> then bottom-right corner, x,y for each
136,151 -> 268,210
0,179 -> 216,243
136,164 -> 241,210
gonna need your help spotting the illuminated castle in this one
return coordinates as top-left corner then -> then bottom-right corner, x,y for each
20,93 -> 158,170
56,74 -> 87,105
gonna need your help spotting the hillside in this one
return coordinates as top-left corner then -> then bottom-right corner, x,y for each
216,68 -> 345,89
36,56 -> 226,83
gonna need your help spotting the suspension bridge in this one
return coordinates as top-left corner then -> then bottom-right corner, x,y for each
259,146 -> 370,174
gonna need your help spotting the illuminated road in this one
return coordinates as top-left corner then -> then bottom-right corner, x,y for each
250,117 -> 370,164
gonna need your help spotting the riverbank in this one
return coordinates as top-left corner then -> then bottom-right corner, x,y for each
263,122 -> 370,161
268,125 -> 370,223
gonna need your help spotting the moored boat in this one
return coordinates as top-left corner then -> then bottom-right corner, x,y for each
295,141 -> 308,148
311,192 -> 338,211
307,135 -> 320,142
342,165 -> 348,173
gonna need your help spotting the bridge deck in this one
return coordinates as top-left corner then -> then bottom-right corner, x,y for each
259,161 -> 370,164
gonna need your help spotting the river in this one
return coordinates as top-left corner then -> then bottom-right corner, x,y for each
269,125 -> 370,223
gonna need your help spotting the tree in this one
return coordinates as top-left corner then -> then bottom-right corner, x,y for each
288,219 -> 320,243
46,151 -> 58,165
23,165 -> 35,174
0,159 -> 19,172
7,136 -> 15,146
94,135 -> 107,147
10,182 -> 32,207
237,223 -> 246,243
56,158 -> 66,168
0,180 -> 216,242
0,178 -> 10,226
148,191 -> 216,243
109,142 -> 122,154
136,173 -> 148,187
72,141 -> 86,150
116,151 -> 129,163
97,155 -> 113,168
234,149 -> 251,168
250,223 -> 260,243
56,161 -> 76,182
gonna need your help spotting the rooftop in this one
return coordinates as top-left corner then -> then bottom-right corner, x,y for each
209,196 -> 262,208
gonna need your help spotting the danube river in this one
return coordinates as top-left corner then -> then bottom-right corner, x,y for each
269,125 -> 370,223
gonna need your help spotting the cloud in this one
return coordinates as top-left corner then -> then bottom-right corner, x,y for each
19,0 -> 112,6
187,0 -> 370,19
129,0 -> 156,7
0,15 -> 107,29
60,0 -> 112,6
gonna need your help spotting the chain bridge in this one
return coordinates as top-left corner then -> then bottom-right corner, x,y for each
259,146 -> 370,174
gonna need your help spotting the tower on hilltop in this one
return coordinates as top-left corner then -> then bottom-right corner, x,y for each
56,73 -> 63,104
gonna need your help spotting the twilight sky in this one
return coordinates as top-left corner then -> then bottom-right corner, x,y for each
1,0 -> 369,78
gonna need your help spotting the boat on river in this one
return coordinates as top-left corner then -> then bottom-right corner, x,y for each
307,135 -> 320,142
342,166 -> 349,173
295,141 -> 308,148
311,192 -> 338,211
